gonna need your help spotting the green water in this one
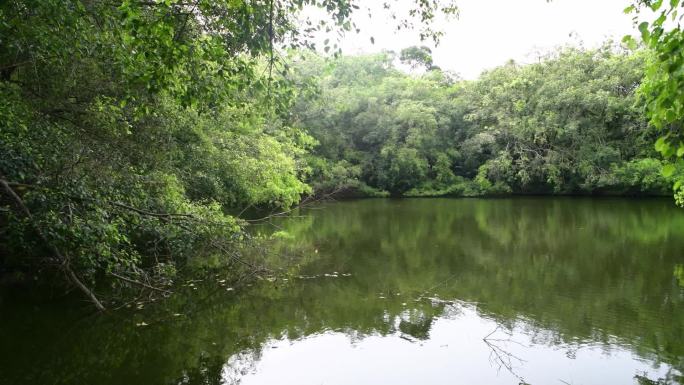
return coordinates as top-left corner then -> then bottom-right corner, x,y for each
1,198 -> 684,385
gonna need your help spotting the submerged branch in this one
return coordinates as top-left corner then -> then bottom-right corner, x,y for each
109,272 -> 172,294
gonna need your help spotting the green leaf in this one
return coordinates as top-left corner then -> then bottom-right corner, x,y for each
663,164 -> 676,177
677,146 -> 684,157
622,35 -> 638,50
639,22 -> 651,42
623,5 -> 636,14
666,109 -> 677,122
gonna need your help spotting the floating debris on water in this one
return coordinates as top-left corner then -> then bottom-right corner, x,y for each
296,272 -> 351,280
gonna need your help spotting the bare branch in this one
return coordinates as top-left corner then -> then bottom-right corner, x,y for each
109,272 -> 172,294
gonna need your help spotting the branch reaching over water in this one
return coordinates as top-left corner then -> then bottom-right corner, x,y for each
0,178 -> 106,311
245,187 -> 344,223
109,272 -> 172,294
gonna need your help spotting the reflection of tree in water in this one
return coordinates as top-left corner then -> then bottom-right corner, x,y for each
175,353 -> 230,385
635,370 -> 684,385
397,309 -> 435,340
481,325 -> 530,384
174,348 -> 293,385
176,197 -> 684,384
219,350 -> 263,385
2,199 -> 684,385
675,265 -> 684,288
398,318 -> 433,340
279,199 -> 684,372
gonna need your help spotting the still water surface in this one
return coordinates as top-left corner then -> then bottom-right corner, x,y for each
1,198 -> 683,385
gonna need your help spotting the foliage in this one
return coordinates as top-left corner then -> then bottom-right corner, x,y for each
0,0 -> 456,308
625,0 -> 684,204
293,45 -> 668,197
400,45 -> 435,70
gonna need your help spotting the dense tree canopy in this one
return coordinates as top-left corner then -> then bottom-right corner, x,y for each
294,45 -> 669,197
0,0 -> 456,309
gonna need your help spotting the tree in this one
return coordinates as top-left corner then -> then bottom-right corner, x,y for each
0,0 -> 457,309
293,45 -> 663,198
624,0 -> 684,204
400,45 -> 435,70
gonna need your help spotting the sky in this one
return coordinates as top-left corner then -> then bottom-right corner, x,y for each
316,0 -> 640,79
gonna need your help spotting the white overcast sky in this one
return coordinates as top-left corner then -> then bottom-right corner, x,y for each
312,0 -> 640,79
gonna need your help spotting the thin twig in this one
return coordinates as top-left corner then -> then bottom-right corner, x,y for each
483,325 -> 528,383
109,272 -> 172,294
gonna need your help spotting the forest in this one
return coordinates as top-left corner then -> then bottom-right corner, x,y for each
1,0 -> 684,311
295,46 -> 668,197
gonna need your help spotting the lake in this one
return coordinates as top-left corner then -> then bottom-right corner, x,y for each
1,198 -> 683,385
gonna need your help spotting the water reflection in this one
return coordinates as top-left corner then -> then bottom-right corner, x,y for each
0,198 -> 683,385
232,303 -> 674,385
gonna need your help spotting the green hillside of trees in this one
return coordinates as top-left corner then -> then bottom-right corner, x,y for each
295,46 -> 669,197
